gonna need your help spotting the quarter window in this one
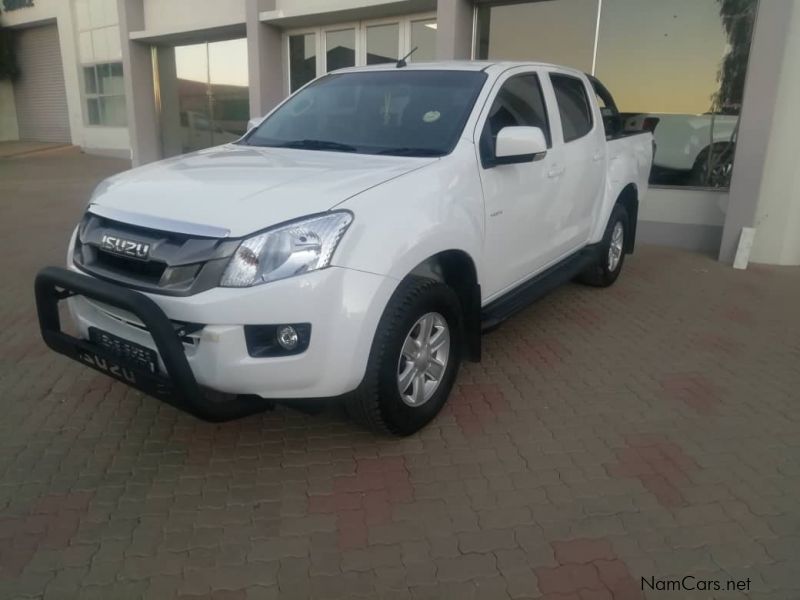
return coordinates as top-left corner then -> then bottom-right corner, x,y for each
550,73 -> 593,142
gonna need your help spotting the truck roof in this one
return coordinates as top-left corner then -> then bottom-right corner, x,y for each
335,60 -> 585,77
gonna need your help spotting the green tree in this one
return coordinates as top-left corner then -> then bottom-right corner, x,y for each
713,0 -> 758,113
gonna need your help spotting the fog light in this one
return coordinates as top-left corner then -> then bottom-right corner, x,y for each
276,325 -> 299,350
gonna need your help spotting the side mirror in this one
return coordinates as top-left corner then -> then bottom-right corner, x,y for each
493,126 -> 548,166
247,116 -> 266,132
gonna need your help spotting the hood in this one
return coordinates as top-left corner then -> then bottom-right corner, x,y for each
90,144 -> 435,238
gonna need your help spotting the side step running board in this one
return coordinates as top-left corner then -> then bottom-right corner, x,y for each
480,247 -> 598,331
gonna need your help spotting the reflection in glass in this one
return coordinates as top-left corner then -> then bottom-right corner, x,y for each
97,62 -> 124,95
83,62 -> 127,126
410,20 -> 437,62
87,98 -> 100,125
475,0 -> 598,72
100,96 -> 127,127
326,29 -> 355,72
158,38 -> 250,156
366,23 -> 399,64
289,33 -> 316,92
596,0 -> 757,187
83,66 -> 97,94
476,0 -> 758,188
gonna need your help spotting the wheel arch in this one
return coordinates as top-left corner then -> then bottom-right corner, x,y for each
408,250 -> 482,362
616,183 -> 639,254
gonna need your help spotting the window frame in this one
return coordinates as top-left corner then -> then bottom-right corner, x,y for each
81,61 -> 127,128
284,12 -> 437,95
548,72 -> 595,144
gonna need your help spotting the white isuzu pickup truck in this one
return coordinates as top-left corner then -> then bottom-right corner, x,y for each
35,61 -> 653,435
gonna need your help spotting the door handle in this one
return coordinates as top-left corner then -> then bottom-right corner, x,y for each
547,166 -> 565,179
592,151 -> 604,162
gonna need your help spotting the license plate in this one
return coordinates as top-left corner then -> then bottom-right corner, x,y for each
88,327 -> 158,375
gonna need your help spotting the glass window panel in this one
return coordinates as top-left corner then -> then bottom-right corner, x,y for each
289,33 -> 317,92
97,62 -> 124,95
366,23 -> 399,65
248,70 -> 487,156
175,42 -> 210,84
481,74 -> 551,161
160,38 -> 250,156
475,0 -> 598,72
105,25 -> 122,61
83,66 -> 97,94
326,28 -> 356,72
208,39 -> 250,138
87,98 -> 101,125
91,28 -> 110,62
595,0 -> 757,187
74,0 -> 90,30
410,19 -> 437,62
99,96 -> 127,127
484,75 -> 551,144
88,0 -> 112,28
550,73 -> 593,142
78,31 -> 94,63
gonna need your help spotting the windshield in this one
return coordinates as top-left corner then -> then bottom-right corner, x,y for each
243,70 -> 487,157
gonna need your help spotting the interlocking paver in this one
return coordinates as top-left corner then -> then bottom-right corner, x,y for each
1,148 -> 800,598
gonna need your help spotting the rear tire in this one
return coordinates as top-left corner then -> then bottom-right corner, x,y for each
578,203 -> 629,287
346,276 -> 463,436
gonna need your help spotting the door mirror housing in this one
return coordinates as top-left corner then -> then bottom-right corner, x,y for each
492,126 -> 548,166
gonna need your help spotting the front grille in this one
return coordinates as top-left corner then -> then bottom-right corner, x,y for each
94,249 -> 167,284
73,211 -> 242,296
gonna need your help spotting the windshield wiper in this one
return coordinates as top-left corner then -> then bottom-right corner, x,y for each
276,139 -> 357,153
376,147 -> 444,157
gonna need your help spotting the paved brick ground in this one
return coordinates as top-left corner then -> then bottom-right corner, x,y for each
1,148 -> 799,599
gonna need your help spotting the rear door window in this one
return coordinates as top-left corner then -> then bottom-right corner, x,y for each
550,73 -> 593,143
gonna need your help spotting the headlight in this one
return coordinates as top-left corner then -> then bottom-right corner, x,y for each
220,211 -> 353,287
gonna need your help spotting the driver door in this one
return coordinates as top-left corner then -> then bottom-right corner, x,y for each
476,69 -> 561,301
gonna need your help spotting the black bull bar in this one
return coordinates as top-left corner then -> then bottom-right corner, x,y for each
34,266 -> 269,422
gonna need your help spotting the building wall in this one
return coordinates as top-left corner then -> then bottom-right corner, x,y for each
749,1 -> 800,265
2,0 -> 129,156
141,0 -> 245,34
638,188 -> 727,253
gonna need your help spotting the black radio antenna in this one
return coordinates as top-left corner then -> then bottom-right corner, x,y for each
396,46 -> 418,68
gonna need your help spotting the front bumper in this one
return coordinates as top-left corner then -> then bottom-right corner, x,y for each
35,265 -> 394,418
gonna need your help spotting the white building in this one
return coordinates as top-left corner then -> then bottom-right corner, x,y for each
1,0 -> 799,266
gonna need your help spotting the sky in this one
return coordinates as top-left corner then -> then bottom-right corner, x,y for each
488,0 -> 739,114
174,38 -> 249,87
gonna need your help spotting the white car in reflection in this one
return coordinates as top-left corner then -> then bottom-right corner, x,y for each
624,112 -> 738,186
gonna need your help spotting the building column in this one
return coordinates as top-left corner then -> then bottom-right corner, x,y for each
748,2 -> 800,265
436,0 -> 474,60
718,0 -> 795,264
117,0 -> 160,166
246,0 -> 284,119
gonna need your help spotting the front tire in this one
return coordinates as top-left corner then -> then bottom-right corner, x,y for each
578,203 -> 629,287
347,276 -> 463,436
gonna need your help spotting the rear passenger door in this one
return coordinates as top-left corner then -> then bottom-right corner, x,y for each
476,69 -> 561,300
544,72 -> 607,256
